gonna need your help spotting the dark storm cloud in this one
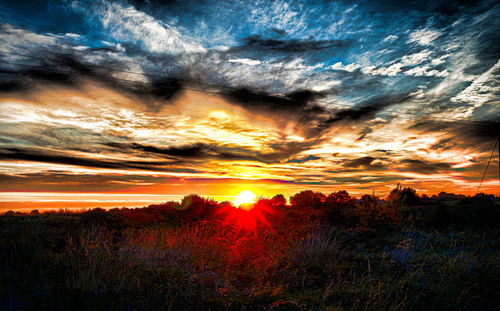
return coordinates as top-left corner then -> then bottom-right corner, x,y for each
343,156 -> 386,169
0,51 -> 96,88
363,0 -> 490,17
115,142 -> 266,161
222,88 -> 332,137
299,93 -> 413,136
224,87 -> 412,138
0,172 -> 167,192
232,35 -> 353,54
328,105 -> 382,122
125,142 -> 209,158
399,159 -> 451,174
0,51 -> 185,109
0,148 -> 196,172
105,141 -> 315,164
227,88 -> 408,121
325,94 -> 412,124
224,88 -> 324,113
0,57 -> 77,92
341,156 -> 452,174
0,79 -> 26,93
408,119 -> 499,149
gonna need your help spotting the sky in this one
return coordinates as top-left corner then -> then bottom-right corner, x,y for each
0,0 -> 499,211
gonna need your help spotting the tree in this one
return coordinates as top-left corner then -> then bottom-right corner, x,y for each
324,190 -> 354,223
437,191 -> 459,201
290,190 -> 325,210
81,208 -> 125,230
178,194 -> 217,221
179,194 -> 205,211
388,184 -> 420,206
356,194 -> 398,230
325,190 -> 352,206
270,194 -> 286,208
387,184 -> 421,225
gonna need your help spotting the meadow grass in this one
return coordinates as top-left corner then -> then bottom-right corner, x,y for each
1,198 -> 499,310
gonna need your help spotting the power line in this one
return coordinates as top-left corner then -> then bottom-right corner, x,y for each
0,59 -> 224,95
0,51 -> 497,127
476,138 -> 498,195
1,49 -> 499,193
0,50 -> 242,91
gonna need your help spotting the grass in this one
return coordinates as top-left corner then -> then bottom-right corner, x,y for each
1,194 -> 499,310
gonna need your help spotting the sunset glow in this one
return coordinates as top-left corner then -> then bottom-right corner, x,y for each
0,0 -> 498,212
233,190 -> 257,208
0,2 -> 499,310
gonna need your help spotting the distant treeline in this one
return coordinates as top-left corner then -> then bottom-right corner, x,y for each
1,185 -> 499,310
4,185 -> 499,231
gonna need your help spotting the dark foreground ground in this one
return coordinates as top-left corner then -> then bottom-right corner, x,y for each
1,190 -> 499,310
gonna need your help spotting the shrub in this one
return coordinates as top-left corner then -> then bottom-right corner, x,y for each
290,190 -> 325,210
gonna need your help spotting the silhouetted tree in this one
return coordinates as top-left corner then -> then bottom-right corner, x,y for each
178,194 -> 218,222
388,184 -> 420,206
219,201 -> 233,209
290,190 -> 325,210
270,194 -> 286,208
81,208 -> 125,230
357,194 -> 397,230
255,197 -> 272,208
324,190 -> 354,223
437,191 -> 463,200
387,184 -> 420,223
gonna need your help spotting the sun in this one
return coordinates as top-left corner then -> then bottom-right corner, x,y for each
233,190 -> 257,207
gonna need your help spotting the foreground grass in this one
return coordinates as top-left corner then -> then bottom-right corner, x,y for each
1,209 -> 499,311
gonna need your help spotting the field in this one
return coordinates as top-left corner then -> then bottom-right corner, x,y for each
1,190 -> 499,310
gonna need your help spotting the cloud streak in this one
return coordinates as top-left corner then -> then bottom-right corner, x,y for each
0,0 -> 499,200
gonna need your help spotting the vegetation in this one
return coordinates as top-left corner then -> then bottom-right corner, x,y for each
1,187 -> 499,310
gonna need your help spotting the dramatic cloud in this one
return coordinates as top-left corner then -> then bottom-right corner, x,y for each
408,119 -> 500,149
0,147 -> 189,172
0,0 -> 499,209
72,1 -> 206,54
408,28 -> 442,46
398,159 -> 451,174
343,156 -> 385,169
106,141 -> 290,164
232,35 -> 352,54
